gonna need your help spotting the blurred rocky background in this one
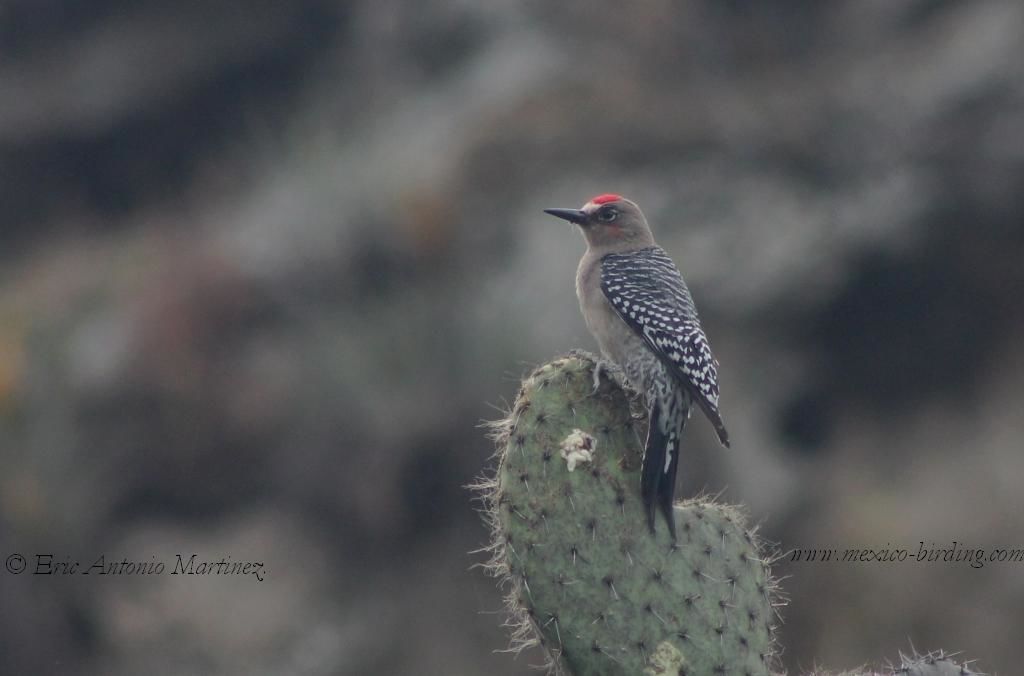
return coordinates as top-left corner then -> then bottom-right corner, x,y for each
1,1 -> 1022,674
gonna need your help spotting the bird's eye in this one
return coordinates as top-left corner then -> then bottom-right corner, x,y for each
597,207 -> 618,222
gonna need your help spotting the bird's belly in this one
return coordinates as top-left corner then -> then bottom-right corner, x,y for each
577,287 -> 659,389
578,285 -> 631,358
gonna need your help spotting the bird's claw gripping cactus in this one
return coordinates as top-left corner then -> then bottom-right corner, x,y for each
475,353 -> 780,675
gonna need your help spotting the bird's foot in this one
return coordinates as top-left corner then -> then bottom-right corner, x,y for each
591,358 -> 625,395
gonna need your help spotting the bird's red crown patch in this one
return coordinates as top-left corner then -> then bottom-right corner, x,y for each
591,193 -> 623,205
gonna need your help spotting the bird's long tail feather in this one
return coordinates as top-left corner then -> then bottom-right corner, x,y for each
657,429 -> 681,540
641,403 -> 683,539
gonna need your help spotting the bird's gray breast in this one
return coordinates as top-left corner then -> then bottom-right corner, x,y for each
577,253 -> 641,364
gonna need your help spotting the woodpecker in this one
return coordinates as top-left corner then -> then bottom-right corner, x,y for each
545,194 -> 730,538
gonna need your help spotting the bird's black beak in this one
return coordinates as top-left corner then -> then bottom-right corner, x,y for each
544,208 -> 588,225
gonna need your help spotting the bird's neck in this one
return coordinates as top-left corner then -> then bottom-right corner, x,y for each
585,233 -> 656,257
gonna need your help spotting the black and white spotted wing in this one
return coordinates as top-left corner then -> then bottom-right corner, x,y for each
600,246 -> 730,447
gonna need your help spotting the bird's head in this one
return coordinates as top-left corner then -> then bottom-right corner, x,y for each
544,194 -> 654,251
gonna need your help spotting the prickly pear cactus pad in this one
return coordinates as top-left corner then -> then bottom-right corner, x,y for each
475,353 -> 781,675
893,650 -> 984,676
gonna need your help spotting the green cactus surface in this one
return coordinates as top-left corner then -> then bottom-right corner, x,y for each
476,353 -> 781,675
895,651 -> 983,675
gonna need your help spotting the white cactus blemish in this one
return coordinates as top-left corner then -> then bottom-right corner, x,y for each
559,429 -> 596,471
